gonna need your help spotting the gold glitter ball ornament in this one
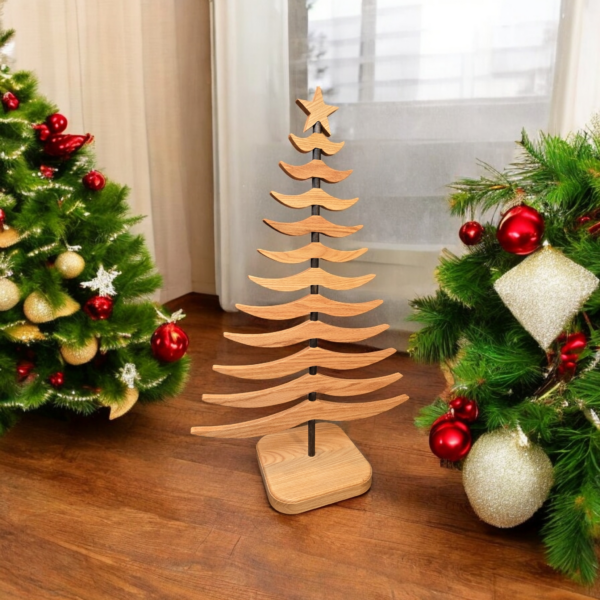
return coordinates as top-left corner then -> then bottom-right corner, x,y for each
5,322 -> 45,342
60,337 -> 98,365
0,278 -> 19,310
463,428 -> 554,528
104,387 -> 139,420
23,291 -> 80,323
55,251 -> 85,279
494,245 -> 599,349
0,226 -> 20,248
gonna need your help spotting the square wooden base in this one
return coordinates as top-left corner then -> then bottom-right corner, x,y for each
256,422 -> 372,514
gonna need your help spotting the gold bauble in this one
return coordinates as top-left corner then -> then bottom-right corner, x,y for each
0,278 -> 19,310
55,251 -> 85,279
5,322 -> 45,342
60,337 -> 98,365
23,291 -> 80,323
0,226 -> 20,248
463,429 -> 554,528
106,387 -> 139,420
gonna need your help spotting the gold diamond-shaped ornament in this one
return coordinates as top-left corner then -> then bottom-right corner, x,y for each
494,245 -> 599,350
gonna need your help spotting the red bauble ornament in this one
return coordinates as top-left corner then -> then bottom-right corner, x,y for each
33,123 -> 51,141
2,92 -> 19,111
0,208 -> 6,229
44,133 -> 93,159
151,322 -> 189,362
449,396 -> 479,423
46,113 -> 68,134
459,221 -> 484,246
82,170 -> 106,191
429,415 -> 472,462
496,205 -> 545,255
16,360 -> 35,382
48,372 -> 65,389
40,165 -> 56,179
84,295 -> 114,320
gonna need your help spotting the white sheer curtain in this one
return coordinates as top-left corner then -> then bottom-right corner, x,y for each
2,0 -> 215,302
213,0 -> 568,349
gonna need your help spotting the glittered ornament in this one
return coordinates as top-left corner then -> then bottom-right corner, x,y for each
82,170 -> 106,191
44,133 -> 93,159
106,386 -> 139,420
33,123 -> 51,141
23,291 -> 80,324
429,415 -> 472,462
0,278 -> 19,310
46,113 -> 68,134
151,322 -> 189,362
16,360 -> 34,382
449,397 -> 479,423
48,372 -> 65,389
84,295 -> 113,320
5,322 -> 45,342
497,205 -> 545,255
2,92 -> 19,111
40,165 -> 56,179
494,245 -> 599,349
463,428 -> 554,528
0,227 -> 19,248
459,221 -> 484,246
60,337 -> 98,365
55,251 -> 85,279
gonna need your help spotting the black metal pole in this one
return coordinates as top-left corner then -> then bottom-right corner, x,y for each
308,121 -> 321,457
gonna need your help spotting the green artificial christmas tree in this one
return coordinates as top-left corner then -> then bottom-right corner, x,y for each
410,117 -> 600,583
0,29 -> 189,434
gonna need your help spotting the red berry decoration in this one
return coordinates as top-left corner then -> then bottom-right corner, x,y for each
40,165 -> 56,179
429,415 -> 472,462
46,113 -> 68,134
48,372 -> 65,389
459,221 -> 484,246
151,322 -> 189,362
557,332 -> 587,378
44,133 -> 93,159
449,396 -> 479,423
2,92 -> 19,111
497,204 -> 545,255
82,170 -> 106,191
84,295 -> 114,320
16,360 -> 35,382
33,123 -> 51,141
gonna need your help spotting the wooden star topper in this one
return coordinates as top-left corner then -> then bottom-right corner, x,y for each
296,87 -> 338,136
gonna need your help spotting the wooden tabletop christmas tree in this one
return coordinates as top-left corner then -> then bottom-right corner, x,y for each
191,87 -> 408,514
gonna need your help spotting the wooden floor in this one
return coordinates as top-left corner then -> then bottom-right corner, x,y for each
1,293 -> 598,600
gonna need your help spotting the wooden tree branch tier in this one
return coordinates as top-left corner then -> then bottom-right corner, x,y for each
191,88 -> 408,514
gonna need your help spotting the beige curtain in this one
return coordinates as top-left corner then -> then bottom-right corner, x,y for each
2,0 -> 215,301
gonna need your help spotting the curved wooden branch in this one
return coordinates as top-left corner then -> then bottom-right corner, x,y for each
264,216 -> 362,238
191,395 -> 409,438
249,267 -> 374,292
236,294 -> 383,320
279,159 -> 352,183
202,372 -> 402,407
258,242 -> 367,264
289,133 -> 344,156
214,346 -> 396,380
270,189 -> 358,211
225,321 -> 389,347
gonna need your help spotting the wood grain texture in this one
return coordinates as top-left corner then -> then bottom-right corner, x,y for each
264,215 -> 362,238
258,242 -> 367,264
237,293 -> 383,320
249,267 -> 375,292
257,423 -> 372,514
288,133 -> 344,155
279,159 -> 352,183
191,395 -> 408,438
270,189 -> 358,211
202,372 -> 402,407
1,294 -> 597,600
224,320 -> 389,347
296,87 -> 338,135
213,346 -> 396,380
